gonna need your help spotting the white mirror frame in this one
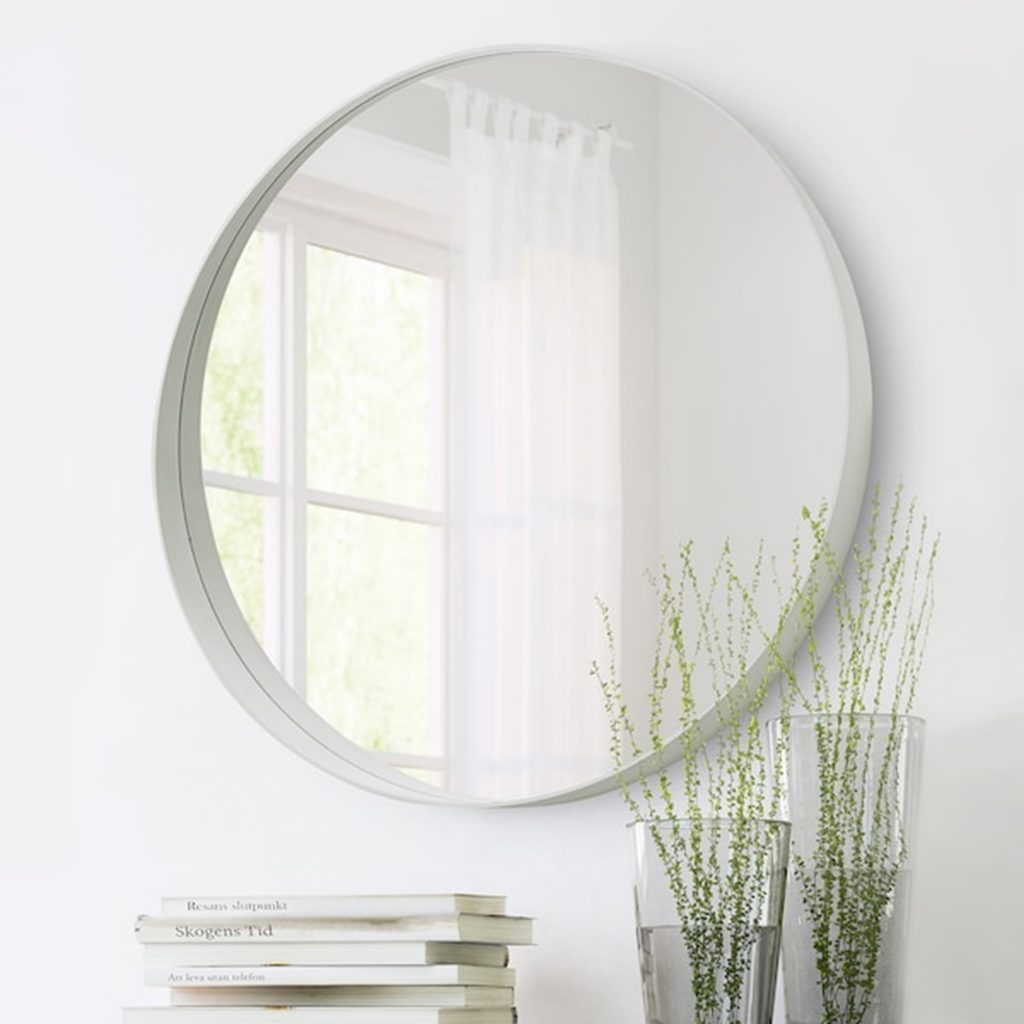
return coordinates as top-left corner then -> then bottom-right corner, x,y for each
154,45 -> 872,807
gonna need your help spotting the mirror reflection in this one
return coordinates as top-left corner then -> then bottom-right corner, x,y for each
199,53 -> 851,801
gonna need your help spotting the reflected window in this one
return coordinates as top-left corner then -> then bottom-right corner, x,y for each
204,190 -> 447,777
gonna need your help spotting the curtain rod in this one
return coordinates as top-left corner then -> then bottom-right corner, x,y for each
418,74 -> 636,152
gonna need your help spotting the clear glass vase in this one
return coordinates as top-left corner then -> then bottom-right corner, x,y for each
632,818 -> 791,1024
768,714 -> 925,1024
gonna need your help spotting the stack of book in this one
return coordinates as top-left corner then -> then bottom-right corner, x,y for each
123,893 -> 533,1024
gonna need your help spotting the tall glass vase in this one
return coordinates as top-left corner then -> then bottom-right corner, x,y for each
632,818 -> 791,1024
769,714 -> 925,1024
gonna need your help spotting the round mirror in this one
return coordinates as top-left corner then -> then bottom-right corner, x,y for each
156,48 -> 870,805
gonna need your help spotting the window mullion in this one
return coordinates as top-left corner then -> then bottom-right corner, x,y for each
282,220 -> 309,698
432,276 -> 449,787
261,229 -> 284,670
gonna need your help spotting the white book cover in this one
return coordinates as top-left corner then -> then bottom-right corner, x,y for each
137,916 -> 533,946
124,1009 -> 514,1024
144,941 -> 509,968
159,896 -> 506,919
146,965 -> 515,988
170,986 -> 514,1008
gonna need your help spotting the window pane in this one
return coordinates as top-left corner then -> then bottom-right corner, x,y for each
205,487 -> 265,645
307,246 -> 436,508
306,506 -> 437,757
202,231 -> 265,477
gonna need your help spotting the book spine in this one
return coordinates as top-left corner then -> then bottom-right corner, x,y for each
136,919 -> 462,943
158,896 -> 504,917
125,1010 -> 516,1024
161,898 -> 393,917
136,916 -> 532,946
168,985 -> 515,1008
143,941 -> 511,968
145,966 -> 515,987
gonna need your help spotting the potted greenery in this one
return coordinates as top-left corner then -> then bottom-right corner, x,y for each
597,487 -> 937,1024
595,538 -> 802,1024
769,488 -> 938,1024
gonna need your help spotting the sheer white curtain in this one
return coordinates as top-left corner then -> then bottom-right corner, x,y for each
445,82 -> 622,799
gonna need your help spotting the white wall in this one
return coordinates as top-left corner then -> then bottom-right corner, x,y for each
2,2 -> 1022,1022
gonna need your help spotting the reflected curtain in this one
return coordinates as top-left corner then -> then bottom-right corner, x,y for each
445,81 -> 623,800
